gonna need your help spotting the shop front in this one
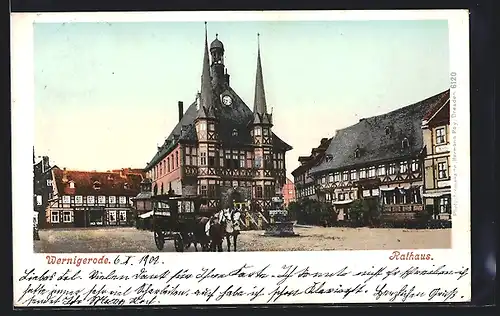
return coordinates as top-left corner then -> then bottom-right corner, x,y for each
423,191 -> 451,220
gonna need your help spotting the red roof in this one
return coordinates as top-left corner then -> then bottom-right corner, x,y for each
53,168 -> 144,196
423,89 -> 450,121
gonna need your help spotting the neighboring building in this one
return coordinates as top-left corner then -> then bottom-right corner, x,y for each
33,151 -> 57,229
291,138 -> 332,201
144,26 -> 292,213
282,177 -> 296,207
46,167 -> 144,228
421,91 -> 451,220
294,90 -> 449,221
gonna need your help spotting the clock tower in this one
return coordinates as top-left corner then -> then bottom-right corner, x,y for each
251,34 -> 276,211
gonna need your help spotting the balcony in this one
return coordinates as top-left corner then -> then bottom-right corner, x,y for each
383,204 -> 424,213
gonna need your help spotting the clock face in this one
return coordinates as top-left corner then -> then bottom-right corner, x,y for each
222,95 -> 233,106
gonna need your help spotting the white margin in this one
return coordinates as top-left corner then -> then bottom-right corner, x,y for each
11,10 -> 471,306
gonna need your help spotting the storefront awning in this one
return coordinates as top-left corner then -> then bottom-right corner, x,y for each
379,185 -> 421,192
422,192 -> 450,198
139,211 -> 171,219
333,200 -> 354,205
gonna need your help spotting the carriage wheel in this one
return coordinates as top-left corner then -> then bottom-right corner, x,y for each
154,229 -> 165,251
174,234 -> 184,252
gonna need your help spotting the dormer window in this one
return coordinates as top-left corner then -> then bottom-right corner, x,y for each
354,148 -> 361,158
124,182 -> 129,190
325,154 -> 333,162
385,126 -> 391,135
402,138 -> 409,149
69,181 -> 75,189
107,174 -> 113,181
93,181 -> 101,190
232,129 -> 238,137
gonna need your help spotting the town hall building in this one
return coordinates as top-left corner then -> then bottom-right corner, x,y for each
144,24 -> 292,213
293,90 -> 450,221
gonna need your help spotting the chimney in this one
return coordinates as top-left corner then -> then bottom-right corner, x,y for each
62,168 -> 68,183
178,101 -> 184,122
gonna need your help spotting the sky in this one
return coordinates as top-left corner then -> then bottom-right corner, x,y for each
34,20 -> 449,179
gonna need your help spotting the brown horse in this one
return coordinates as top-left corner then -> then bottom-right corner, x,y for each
190,217 -> 211,252
188,216 -> 226,252
209,221 -> 225,252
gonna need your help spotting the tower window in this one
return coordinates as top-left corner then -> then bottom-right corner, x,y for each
402,138 -> 409,149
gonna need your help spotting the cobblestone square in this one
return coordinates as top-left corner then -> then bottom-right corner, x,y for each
34,226 -> 451,253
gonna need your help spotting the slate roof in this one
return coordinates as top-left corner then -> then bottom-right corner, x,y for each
309,90 -> 450,175
53,168 -> 143,197
133,192 -> 152,200
291,138 -> 332,177
145,86 -> 292,171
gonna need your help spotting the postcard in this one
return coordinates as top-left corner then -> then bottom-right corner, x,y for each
12,10 -> 471,307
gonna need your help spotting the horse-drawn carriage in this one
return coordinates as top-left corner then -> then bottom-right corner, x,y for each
149,193 -> 243,252
150,194 -> 212,252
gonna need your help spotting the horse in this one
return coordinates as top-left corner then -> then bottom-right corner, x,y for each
202,213 -> 225,252
190,216 -> 211,252
219,208 -> 242,252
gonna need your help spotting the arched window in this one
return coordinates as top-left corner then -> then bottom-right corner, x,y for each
402,138 -> 409,149
354,148 -> 360,158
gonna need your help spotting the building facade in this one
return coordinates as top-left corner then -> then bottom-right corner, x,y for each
282,177 -> 296,207
422,93 -> 451,220
293,90 -> 450,221
144,25 -> 292,213
292,138 -> 332,201
131,178 -> 153,229
46,167 -> 144,228
33,152 -> 56,229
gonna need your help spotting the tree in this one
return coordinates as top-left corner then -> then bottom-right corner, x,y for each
287,201 -> 301,221
349,200 -> 364,226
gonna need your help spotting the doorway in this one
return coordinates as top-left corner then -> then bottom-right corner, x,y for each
229,190 -> 243,208
74,211 -> 86,228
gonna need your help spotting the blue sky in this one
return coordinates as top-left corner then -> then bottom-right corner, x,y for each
34,20 -> 449,178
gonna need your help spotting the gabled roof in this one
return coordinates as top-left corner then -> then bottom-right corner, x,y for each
309,90 -> 449,175
423,89 -> 450,121
291,138 -> 333,176
53,168 -> 143,197
145,86 -> 292,171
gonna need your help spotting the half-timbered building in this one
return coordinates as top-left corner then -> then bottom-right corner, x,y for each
144,25 -> 292,213
46,167 -> 144,228
296,90 -> 449,221
33,151 -> 57,229
421,90 -> 451,220
291,138 -> 332,201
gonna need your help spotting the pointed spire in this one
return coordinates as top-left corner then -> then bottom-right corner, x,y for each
253,33 -> 267,116
198,22 -> 214,119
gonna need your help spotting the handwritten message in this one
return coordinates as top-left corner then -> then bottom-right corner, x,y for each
14,254 -> 470,306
